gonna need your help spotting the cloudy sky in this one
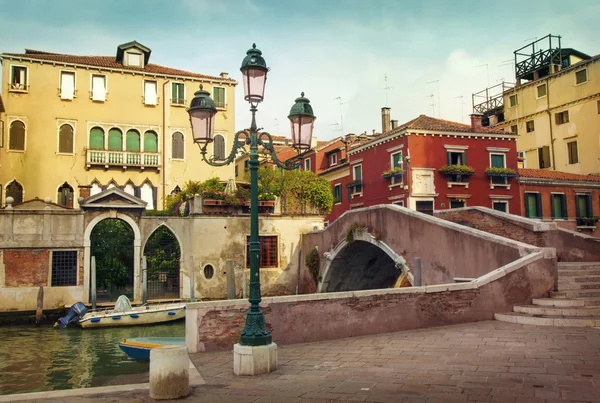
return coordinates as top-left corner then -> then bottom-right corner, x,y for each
1,0 -> 599,140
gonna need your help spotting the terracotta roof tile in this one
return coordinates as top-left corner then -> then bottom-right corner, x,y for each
2,51 -> 236,83
390,114 -> 506,135
518,168 -> 600,182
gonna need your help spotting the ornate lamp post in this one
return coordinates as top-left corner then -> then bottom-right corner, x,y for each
188,44 -> 316,353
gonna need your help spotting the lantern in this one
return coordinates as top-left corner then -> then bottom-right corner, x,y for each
288,92 -> 316,150
187,85 -> 217,143
240,43 -> 268,103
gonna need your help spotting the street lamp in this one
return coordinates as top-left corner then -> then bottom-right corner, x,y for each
188,43 -> 316,348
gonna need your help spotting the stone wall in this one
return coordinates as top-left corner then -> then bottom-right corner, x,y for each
186,250 -> 556,352
435,207 -> 600,262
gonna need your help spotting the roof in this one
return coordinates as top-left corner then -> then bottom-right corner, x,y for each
0,94 -> 4,113
519,168 -> 600,183
2,49 -> 236,83
389,115 -> 506,135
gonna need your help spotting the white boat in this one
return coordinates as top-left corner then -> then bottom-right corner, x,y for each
55,296 -> 186,329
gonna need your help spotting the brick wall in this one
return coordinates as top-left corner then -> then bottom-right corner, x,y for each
3,249 -> 49,287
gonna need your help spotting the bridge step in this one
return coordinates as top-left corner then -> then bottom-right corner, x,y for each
557,282 -> 600,291
513,305 -> 600,316
532,297 -> 600,307
558,262 -> 600,270
558,275 -> 600,283
551,289 -> 600,298
494,312 -> 600,327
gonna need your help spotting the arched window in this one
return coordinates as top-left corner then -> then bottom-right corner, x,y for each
213,134 -> 225,161
90,182 -> 102,196
89,127 -> 104,150
57,182 -> 74,207
144,131 -> 158,153
6,180 -> 23,205
171,185 -> 182,195
140,181 -> 155,210
108,128 -> 123,151
172,132 -> 184,159
124,182 -> 135,196
58,124 -> 74,154
126,129 -> 140,152
9,120 -> 25,151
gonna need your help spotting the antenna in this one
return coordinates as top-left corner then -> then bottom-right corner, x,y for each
475,63 -> 490,87
333,96 -> 345,135
426,94 -> 435,116
455,95 -> 465,123
383,74 -> 392,106
499,59 -> 515,81
427,80 -> 440,118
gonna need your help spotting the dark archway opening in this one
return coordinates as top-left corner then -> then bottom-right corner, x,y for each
325,241 -> 399,292
90,218 -> 134,302
144,226 -> 181,300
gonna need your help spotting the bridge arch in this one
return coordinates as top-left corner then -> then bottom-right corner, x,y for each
318,229 -> 408,293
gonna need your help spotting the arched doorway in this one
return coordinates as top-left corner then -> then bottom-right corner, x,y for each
143,225 -> 181,300
90,218 -> 134,302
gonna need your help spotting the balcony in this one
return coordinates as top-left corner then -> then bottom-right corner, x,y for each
86,149 -> 161,170
576,217 -> 598,230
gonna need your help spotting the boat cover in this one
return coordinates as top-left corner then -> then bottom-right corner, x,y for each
114,295 -> 132,313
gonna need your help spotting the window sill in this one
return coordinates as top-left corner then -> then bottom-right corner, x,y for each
7,149 -> 25,153
574,81 -> 588,87
490,183 -> 510,190
171,103 -> 187,108
388,183 -> 404,190
577,226 -> 596,230
172,158 -> 186,162
447,182 -> 469,189
334,202 -> 342,206
351,192 -> 363,199
9,89 -> 28,94
144,103 -> 158,107
56,152 -> 75,156
216,106 -> 227,111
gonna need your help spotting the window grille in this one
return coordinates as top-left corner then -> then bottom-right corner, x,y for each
51,251 -> 78,286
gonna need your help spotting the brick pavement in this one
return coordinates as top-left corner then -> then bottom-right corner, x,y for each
36,321 -> 600,402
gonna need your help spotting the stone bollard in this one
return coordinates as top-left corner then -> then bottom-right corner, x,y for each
149,345 -> 190,400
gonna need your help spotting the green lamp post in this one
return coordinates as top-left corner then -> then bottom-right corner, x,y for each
188,44 -> 316,347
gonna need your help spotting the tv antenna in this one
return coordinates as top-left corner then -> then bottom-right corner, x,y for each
426,94 -> 435,116
455,95 -> 465,123
499,59 -> 515,81
333,96 -> 345,135
383,74 -> 392,106
427,80 -> 440,118
475,63 -> 490,87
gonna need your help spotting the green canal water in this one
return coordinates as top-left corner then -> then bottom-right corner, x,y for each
0,321 -> 185,396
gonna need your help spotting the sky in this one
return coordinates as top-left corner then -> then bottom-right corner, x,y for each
1,0 -> 599,141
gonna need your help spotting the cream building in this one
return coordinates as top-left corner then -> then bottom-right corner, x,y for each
0,41 -> 237,209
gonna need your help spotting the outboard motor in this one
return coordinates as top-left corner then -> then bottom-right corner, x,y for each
54,302 -> 88,329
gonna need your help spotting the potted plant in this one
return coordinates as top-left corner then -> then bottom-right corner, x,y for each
437,165 -> 475,176
202,188 -> 227,205
382,167 -> 403,179
484,167 -> 517,177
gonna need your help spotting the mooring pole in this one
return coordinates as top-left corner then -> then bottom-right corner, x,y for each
91,256 -> 97,310
141,256 -> 147,304
35,286 -> 44,326
189,255 -> 195,302
226,260 -> 236,300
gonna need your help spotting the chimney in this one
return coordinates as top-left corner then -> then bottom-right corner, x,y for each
78,185 -> 92,199
220,72 -> 229,79
345,133 -> 356,144
372,129 -> 376,135
391,119 -> 398,130
488,115 -> 498,126
470,113 -> 483,132
381,107 -> 391,133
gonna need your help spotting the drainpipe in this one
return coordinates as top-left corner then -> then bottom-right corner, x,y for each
545,78 -> 556,170
162,80 -> 170,209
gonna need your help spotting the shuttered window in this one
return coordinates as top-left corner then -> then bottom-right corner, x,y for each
213,87 -> 225,108
58,124 -> 74,154
213,134 -> 225,160
91,75 -> 106,101
524,193 -> 542,219
391,152 -> 403,168
538,146 -> 551,168
6,181 -> 23,205
172,132 -> 184,159
567,141 -> 578,164
172,83 -> 185,105
60,72 -> 75,100
551,194 -> 567,219
144,80 -> 158,105
126,129 -> 140,151
89,127 -> 104,149
9,120 -> 25,151
144,131 -> 158,152
107,128 -> 123,151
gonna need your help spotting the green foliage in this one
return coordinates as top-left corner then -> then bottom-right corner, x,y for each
91,219 -> 134,290
165,178 -> 227,214
382,167 -> 404,177
305,247 -> 320,286
345,223 -> 366,244
144,209 -> 174,216
279,169 -> 334,214
484,167 -> 517,176
438,165 -> 475,175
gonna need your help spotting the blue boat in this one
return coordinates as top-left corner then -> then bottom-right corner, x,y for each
118,337 -> 186,360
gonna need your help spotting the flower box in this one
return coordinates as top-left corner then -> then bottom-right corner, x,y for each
382,171 -> 403,179
485,167 -> 517,177
203,199 -> 224,206
438,165 -> 475,176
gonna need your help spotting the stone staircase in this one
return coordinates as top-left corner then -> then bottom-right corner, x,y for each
495,262 -> 600,327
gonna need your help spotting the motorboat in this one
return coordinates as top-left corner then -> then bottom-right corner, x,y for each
119,337 -> 185,360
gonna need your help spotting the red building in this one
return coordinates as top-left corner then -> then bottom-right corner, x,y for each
324,110 -> 521,223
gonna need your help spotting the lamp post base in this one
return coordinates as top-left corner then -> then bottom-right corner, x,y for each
233,342 -> 278,376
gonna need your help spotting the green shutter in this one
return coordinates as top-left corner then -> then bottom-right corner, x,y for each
562,195 -> 568,219
144,131 -> 158,152
126,130 -> 140,151
461,152 -> 466,165
526,194 -> 539,218
536,194 -> 542,219
491,155 -> 505,168
89,127 -> 104,149
446,152 -> 451,165
393,152 -> 402,168
172,83 -> 178,99
552,195 -> 562,219
108,128 -> 122,150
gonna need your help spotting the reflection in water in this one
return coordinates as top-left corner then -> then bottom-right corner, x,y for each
0,322 -> 184,395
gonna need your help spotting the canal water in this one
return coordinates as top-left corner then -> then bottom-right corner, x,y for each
0,321 -> 184,396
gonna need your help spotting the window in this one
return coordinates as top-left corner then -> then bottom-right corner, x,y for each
91,75 -> 106,101
450,200 -> 465,209
172,131 -> 184,159
203,264 -> 214,280
555,111 -> 569,125
51,251 -> 78,286
246,235 -> 278,268
447,151 -> 465,165
536,83 -> 547,98
57,182 -> 74,207
416,201 -> 434,215
235,165 -> 239,177
391,151 -> 403,168
526,120 -> 535,133
333,184 -> 342,204
107,128 -> 123,151
140,181 -> 156,210
524,192 -> 542,219
124,182 -> 135,195
10,65 -> 28,90
60,71 -> 75,100
172,83 -> 185,105
517,151 -> 527,168
576,194 -> 593,226
9,120 -> 25,151
330,153 -> 338,166
490,153 -> 506,185
213,134 -> 225,161
538,146 -> 551,169
127,52 -> 142,67
551,194 -> 567,219
126,129 -> 140,151
213,87 -> 226,108
492,201 -> 508,213
6,180 -> 23,205
144,80 -> 158,105
510,125 -> 518,135
144,131 -> 158,152
58,124 -> 74,154
567,141 -> 579,164
509,94 -> 518,107
352,164 -> 363,193
393,200 -> 405,207
304,158 -> 311,171
575,69 -> 588,85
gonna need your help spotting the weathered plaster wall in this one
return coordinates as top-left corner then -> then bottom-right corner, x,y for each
300,205 -> 539,293
436,207 -> 600,262
186,250 -> 556,352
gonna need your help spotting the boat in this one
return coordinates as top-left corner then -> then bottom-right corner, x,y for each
54,295 -> 186,329
119,337 -> 186,360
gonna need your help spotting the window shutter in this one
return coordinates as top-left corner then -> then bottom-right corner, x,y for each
152,186 -> 158,211
108,128 -> 123,151
59,125 -> 74,153
92,76 -> 106,101
461,152 -> 466,165
536,194 -> 542,219
562,196 -> 568,219
126,130 -> 140,151
134,186 -> 141,198
144,81 -> 157,105
446,152 -> 451,165
144,131 -> 158,152
60,72 -> 75,100
524,194 -> 530,218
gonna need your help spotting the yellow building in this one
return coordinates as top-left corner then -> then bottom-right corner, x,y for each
0,41 -> 237,209
474,35 -> 600,176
